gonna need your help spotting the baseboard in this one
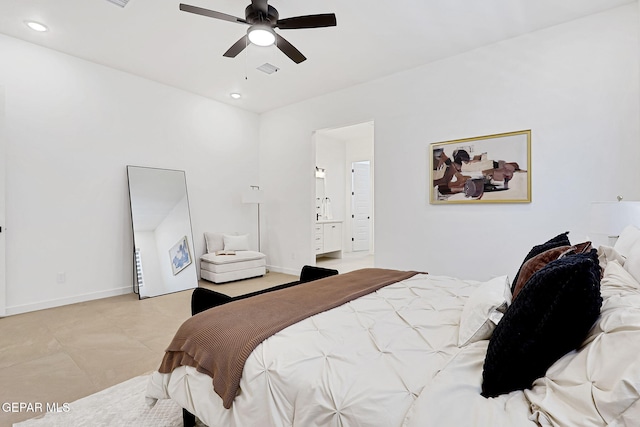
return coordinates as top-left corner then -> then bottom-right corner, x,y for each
4,285 -> 133,316
266,265 -> 300,276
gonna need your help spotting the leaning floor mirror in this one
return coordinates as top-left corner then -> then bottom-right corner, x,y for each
127,166 -> 198,299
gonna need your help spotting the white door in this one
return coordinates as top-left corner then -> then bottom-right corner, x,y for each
0,87 -> 6,316
351,161 -> 371,252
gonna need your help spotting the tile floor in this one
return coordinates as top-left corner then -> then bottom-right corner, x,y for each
0,253 -> 373,425
0,272 -> 295,426
316,251 -> 374,273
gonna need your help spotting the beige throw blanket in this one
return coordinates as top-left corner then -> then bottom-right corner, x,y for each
158,268 -> 419,408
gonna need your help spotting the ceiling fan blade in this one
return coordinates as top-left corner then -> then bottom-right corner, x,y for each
276,14 -> 337,30
275,33 -> 306,64
251,0 -> 269,16
179,3 -> 248,25
223,35 -> 249,58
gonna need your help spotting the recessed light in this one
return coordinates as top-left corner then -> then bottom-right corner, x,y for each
230,93 -> 242,100
25,21 -> 48,32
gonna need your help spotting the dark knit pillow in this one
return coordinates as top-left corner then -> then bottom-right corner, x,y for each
481,250 -> 602,398
511,232 -> 571,293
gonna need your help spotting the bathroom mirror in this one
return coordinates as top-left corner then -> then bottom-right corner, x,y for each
127,166 -> 198,299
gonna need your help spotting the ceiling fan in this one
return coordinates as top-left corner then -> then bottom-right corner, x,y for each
179,0 -> 337,64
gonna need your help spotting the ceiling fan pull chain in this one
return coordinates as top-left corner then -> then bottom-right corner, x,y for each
244,37 -> 249,81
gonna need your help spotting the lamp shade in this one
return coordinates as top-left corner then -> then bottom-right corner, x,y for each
242,187 -> 264,204
589,201 -> 640,236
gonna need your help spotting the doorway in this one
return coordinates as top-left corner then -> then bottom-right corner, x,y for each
314,121 -> 374,260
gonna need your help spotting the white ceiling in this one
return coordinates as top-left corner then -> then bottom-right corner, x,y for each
0,0 -> 633,113
317,121 -> 374,143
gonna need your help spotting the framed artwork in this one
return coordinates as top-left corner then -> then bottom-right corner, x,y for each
169,235 -> 192,275
429,130 -> 531,204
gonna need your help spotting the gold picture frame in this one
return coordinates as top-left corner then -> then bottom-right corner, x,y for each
429,130 -> 531,204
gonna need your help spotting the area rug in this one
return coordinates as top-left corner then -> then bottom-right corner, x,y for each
13,375 -> 205,427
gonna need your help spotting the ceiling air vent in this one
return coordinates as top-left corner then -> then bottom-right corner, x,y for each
257,63 -> 280,75
106,0 -> 130,7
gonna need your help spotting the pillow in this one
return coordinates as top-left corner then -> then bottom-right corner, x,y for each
597,245 -> 626,270
624,239 -> 640,284
512,241 -> 593,300
458,276 -> 510,347
481,250 -> 602,398
511,232 -> 571,293
223,234 -> 250,251
204,232 -> 225,253
614,225 -> 640,258
512,246 -> 571,299
600,260 -> 640,300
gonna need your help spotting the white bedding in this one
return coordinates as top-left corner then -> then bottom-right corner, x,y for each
146,274 -> 536,426
146,260 -> 640,427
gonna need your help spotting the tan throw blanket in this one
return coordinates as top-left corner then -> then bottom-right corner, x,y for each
158,268 -> 419,408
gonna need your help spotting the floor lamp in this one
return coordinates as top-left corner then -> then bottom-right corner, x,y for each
242,185 -> 264,252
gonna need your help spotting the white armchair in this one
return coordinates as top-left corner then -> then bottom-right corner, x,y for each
200,232 -> 266,283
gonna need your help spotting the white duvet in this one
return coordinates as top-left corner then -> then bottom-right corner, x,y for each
146,273 -> 541,426
147,268 -> 640,427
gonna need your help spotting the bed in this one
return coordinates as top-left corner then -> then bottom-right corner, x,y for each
146,226 -> 640,427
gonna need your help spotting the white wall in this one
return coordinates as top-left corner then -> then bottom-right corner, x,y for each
0,35 -> 261,314
260,4 -> 640,280
0,86 -> 5,317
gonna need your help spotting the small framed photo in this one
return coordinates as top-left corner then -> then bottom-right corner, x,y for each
169,236 -> 192,275
429,130 -> 531,204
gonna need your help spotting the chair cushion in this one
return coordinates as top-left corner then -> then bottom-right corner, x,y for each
200,251 -> 266,265
223,234 -> 250,251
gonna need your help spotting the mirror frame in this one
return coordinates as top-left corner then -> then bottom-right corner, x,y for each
126,165 -> 198,299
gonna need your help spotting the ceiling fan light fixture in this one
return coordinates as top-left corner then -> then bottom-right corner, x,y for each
248,25 -> 275,47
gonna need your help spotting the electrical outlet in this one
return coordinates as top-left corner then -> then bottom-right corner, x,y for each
56,272 -> 66,284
